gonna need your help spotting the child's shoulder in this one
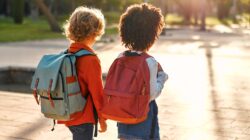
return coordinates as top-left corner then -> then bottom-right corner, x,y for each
145,56 -> 157,66
77,54 -> 100,64
117,52 -> 124,58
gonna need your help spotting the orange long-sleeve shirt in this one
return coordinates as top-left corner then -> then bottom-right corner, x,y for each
58,42 -> 104,126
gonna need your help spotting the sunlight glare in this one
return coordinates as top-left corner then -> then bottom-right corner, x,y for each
213,25 -> 233,33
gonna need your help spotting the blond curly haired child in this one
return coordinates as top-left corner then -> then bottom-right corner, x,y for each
58,6 -> 107,140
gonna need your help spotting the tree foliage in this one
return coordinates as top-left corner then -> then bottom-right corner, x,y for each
170,0 -> 201,25
152,0 -> 168,16
216,0 -> 232,19
239,0 -> 250,13
240,0 -> 250,5
81,0 -> 105,9
11,0 -> 25,24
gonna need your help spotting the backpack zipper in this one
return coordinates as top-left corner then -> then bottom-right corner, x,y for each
107,95 -> 111,103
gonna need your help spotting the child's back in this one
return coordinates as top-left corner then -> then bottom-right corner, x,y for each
102,51 -> 152,124
102,3 -> 168,140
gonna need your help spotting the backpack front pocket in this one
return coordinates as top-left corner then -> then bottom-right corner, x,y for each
103,91 -> 138,118
40,90 -> 67,119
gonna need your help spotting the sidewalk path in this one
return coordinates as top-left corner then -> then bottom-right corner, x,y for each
0,91 -> 117,140
1,28 -> 250,139
0,39 -> 114,72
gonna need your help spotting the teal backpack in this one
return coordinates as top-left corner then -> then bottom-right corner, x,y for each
31,49 -> 94,122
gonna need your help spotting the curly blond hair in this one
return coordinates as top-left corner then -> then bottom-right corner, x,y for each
63,6 -> 105,42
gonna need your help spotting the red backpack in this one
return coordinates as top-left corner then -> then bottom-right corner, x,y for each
101,51 -> 151,124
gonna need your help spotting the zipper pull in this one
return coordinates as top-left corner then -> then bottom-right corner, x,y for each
107,95 -> 111,103
142,85 -> 146,95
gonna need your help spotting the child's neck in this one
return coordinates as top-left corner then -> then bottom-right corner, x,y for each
77,36 -> 96,48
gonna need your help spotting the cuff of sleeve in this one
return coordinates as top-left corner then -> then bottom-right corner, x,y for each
99,117 -> 106,124
98,113 -> 107,121
157,71 -> 168,83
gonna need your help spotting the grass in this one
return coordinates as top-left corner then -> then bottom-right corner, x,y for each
165,14 -> 184,25
105,26 -> 118,35
0,14 -> 119,43
2,12 -> 244,43
166,13 -> 235,27
237,13 -> 250,26
103,12 -> 120,35
0,18 -> 64,42
206,17 -> 234,26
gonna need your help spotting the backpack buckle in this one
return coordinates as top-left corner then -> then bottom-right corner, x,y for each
47,79 -> 55,108
33,78 -> 39,105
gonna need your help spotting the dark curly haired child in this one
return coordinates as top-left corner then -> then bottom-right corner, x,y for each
116,3 -> 168,140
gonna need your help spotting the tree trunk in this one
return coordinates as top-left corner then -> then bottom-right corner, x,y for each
217,0 -> 230,20
230,0 -> 237,22
175,0 -> 192,25
183,12 -> 191,25
35,0 -> 61,32
248,0 -> 250,29
200,0 -> 206,31
192,0 -> 199,26
194,12 -> 198,26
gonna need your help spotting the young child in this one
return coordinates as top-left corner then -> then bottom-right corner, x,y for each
117,3 -> 168,140
57,6 -> 107,140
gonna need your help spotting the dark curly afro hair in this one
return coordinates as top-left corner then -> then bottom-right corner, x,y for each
119,3 -> 165,51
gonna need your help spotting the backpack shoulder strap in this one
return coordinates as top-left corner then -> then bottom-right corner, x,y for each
74,49 -> 96,57
141,52 -> 152,59
64,49 -> 96,57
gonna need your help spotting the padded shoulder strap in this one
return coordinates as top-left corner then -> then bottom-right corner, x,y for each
141,52 -> 152,59
70,49 -> 95,57
63,49 -> 96,57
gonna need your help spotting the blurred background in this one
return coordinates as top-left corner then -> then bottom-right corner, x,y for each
0,0 -> 249,42
1,0 -> 250,140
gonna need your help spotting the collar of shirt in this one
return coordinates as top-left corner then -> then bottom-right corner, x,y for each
68,42 -> 95,54
130,50 -> 143,54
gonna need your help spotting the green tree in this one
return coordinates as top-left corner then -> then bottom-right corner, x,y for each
152,0 -> 168,17
240,0 -> 250,26
240,0 -> 250,7
122,0 -> 143,10
174,0 -> 194,24
240,0 -> 250,13
81,0 -> 105,9
71,0 -> 76,11
11,0 -> 25,24
216,0 -> 232,19
200,0 -> 207,31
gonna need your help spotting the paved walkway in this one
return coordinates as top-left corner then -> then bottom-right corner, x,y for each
1,27 -> 250,139
0,91 -> 117,140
